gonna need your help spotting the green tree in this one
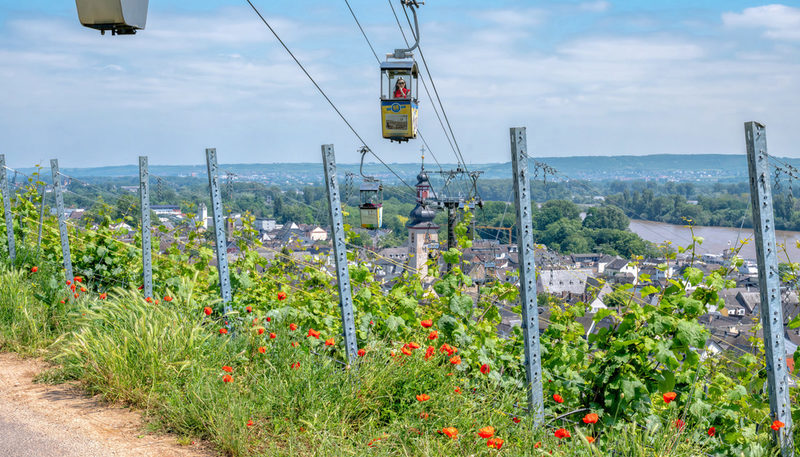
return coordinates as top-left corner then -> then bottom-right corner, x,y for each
582,205 -> 629,230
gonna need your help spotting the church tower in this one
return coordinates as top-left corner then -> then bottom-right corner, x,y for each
406,165 -> 439,278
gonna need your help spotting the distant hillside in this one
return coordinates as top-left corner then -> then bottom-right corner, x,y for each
24,154 -> 786,185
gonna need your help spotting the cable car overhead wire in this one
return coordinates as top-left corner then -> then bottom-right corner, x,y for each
243,0 -> 417,197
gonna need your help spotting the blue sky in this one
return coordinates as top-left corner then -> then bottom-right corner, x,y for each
1,1 -> 799,168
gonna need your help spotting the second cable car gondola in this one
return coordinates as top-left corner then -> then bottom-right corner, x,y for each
75,0 -> 148,35
380,60 -> 419,142
359,179 -> 383,229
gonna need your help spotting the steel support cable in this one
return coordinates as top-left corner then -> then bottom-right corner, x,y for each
345,241 -> 420,275
243,0 -> 417,197
341,0 -> 444,174
400,6 -> 476,196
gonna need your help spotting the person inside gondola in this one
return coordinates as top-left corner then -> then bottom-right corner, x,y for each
393,77 -> 410,98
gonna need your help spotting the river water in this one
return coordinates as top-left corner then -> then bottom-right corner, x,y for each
628,220 -> 800,262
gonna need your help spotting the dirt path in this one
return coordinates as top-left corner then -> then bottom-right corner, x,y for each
0,352 -> 217,457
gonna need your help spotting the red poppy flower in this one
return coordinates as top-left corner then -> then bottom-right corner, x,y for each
307,328 -> 320,339
512,417 -> 521,424
270,332 -> 277,339
675,419 -> 685,430
401,346 -> 413,356
60,300 -> 65,304
442,427 -> 458,439
145,297 -> 153,303
222,374 -> 233,383
31,266 -> 38,273
137,284 -> 143,290
246,420 -> 254,427
219,328 -> 228,335
290,323 -> 298,331
164,296 -> 173,302
277,291 -> 287,301
428,331 -> 438,340
708,427 -> 715,437
324,338 -> 335,346
553,393 -> 564,403
80,287 -> 86,293
477,426 -> 495,439
772,420 -> 785,431
554,428 -> 570,439
425,346 -> 435,360
421,319 -> 433,328
583,413 -> 599,424
258,346 -> 266,354
257,328 -> 265,335
266,317 -> 271,322
586,436 -> 595,443
357,348 -> 366,357
74,293 -> 79,298
71,284 -> 76,292
663,392 -> 677,404
246,306 -> 252,313
416,394 -> 430,402
534,442 -> 541,448
222,366 -> 233,372
66,280 -> 72,286
291,362 -> 300,369
450,356 -> 461,365
405,342 -> 419,350
291,342 -> 299,347
480,364 -> 490,374
487,437 -> 504,449
204,307 -> 213,315
99,293 -> 107,300
74,277 -> 82,283
454,387 -> 461,394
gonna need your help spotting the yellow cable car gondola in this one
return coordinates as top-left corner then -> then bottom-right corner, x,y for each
380,60 -> 419,142
359,179 -> 383,229
75,0 -> 148,35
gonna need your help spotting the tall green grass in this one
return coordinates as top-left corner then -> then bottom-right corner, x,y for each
0,264 -> 771,456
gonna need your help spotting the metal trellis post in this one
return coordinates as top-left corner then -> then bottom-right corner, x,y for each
37,183 -> 46,249
139,156 -> 153,300
509,127 -> 544,425
321,144 -> 359,363
745,121 -> 794,456
206,148 -> 232,310
0,155 -> 16,262
50,159 -> 73,283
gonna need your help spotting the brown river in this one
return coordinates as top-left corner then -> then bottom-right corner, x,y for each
628,220 -> 800,262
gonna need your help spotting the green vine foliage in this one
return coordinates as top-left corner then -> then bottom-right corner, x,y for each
0,188 -> 793,456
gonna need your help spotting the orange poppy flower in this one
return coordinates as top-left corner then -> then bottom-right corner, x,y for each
80,287 -> 87,293
164,296 -> 173,302
222,374 -> 233,383
487,437 -> 504,449
258,346 -> 266,354
307,328 -> 320,339
416,394 -> 430,402
257,328 -> 265,335
454,387 -> 461,394
246,420 -> 254,427
222,366 -> 233,373
277,291 -> 287,301
450,356 -> 461,365
99,293 -> 107,300
421,319 -> 433,328
291,362 -> 300,369
772,420 -> 785,431
407,342 -> 420,350
325,338 -> 335,346
554,428 -> 570,439
478,426 -> 495,439
425,346 -> 435,360
586,436 -> 595,443
268,332 -> 275,339
246,306 -> 252,313
74,277 -> 82,283
663,392 -> 677,404
291,342 -> 299,347
204,307 -> 213,316
31,266 -> 38,273
442,427 -> 458,439
582,413 -> 599,424
401,346 -> 413,356
419,412 -> 429,419
290,323 -> 298,331
219,328 -> 228,335
428,331 -> 438,340
553,393 -> 564,403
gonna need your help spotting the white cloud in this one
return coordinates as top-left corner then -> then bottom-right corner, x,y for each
578,1 -> 611,13
558,38 -> 705,61
722,4 -> 800,41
